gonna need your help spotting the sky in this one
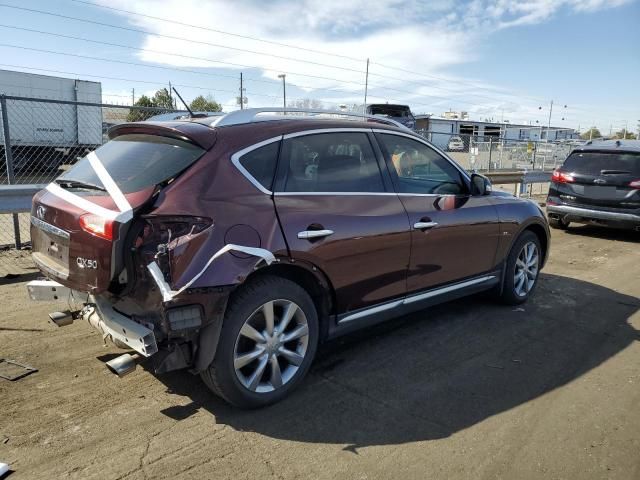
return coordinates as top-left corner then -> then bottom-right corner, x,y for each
0,0 -> 638,134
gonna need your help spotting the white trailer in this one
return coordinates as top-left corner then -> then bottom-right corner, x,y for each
0,69 -> 103,173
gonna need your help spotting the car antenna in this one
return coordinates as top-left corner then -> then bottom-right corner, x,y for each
172,87 -> 195,118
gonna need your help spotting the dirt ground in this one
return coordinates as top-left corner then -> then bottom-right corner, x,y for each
1,225 -> 638,480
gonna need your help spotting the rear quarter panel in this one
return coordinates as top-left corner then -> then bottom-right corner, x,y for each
149,128 -> 288,290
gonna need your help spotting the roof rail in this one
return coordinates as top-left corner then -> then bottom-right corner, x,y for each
208,107 -> 410,130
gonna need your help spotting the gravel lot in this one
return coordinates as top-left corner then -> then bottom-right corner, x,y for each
1,226 -> 638,480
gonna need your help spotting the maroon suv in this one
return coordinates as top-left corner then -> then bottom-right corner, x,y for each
27,109 -> 550,408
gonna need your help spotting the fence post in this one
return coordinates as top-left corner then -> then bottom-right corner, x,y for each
531,142 -> 537,171
488,137 -> 493,171
1,95 -> 21,249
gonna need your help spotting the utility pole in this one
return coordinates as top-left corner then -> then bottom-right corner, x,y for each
545,100 -> 553,142
131,88 -> 135,105
278,74 -> 286,112
168,81 -> 173,108
363,58 -> 369,118
239,72 -> 244,110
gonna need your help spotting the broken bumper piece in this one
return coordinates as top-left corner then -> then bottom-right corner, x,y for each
27,279 -> 158,357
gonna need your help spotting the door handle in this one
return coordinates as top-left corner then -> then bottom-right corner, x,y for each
297,229 -> 334,239
413,221 -> 438,230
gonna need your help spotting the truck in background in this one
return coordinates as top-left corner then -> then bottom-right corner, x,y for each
366,103 -> 416,130
0,69 -> 103,175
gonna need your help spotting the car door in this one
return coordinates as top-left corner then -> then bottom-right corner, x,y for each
375,131 -> 501,295
273,129 -> 411,315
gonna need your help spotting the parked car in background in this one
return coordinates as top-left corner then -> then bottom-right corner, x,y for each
366,103 -> 415,130
547,140 -> 640,231
27,108 -> 549,408
447,135 -> 465,151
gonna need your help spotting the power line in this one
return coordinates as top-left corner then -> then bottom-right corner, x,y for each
0,63 -> 291,101
70,0 -> 363,62
0,4 -> 582,110
0,3 -> 367,75
0,31 -> 518,111
63,0 -> 622,119
66,0 -> 549,102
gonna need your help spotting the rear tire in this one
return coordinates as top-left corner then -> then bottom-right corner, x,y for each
200,275 -> 319,409
549,217 -> 569,230
497,231 -> 542,305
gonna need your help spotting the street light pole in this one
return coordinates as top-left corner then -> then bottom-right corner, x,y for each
278,74 -> 286,113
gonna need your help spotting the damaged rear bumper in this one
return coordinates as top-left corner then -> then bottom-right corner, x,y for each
27,279 -> 158,357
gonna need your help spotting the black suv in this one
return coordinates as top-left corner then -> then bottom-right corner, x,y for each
547,140 -> 640,231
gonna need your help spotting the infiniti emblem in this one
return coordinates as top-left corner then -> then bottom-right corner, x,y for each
593,178 -> 607,185
36,205 -> 46,220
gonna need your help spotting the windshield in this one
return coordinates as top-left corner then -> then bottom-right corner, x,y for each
562,151 -> 640,176
59,134 -> 205,194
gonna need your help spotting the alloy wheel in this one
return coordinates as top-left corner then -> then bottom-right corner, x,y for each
233,299 -> 309,393
514,241 -> 539,297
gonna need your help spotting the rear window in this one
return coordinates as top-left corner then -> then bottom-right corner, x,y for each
59,134 -> 204,194
368,105 -> 412,118
562,151 -> 640,176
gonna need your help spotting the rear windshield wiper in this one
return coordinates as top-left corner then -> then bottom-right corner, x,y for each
55,179 -> 107,192
600,169 -> 632,175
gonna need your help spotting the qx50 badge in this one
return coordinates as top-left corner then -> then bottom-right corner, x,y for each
77,257 -> 98,269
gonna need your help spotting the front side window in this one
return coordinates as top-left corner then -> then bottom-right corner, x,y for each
282,132 -> 385,193
378,134 -> 466,195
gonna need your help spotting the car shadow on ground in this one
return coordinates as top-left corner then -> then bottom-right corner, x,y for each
148,273 -> 639,450
564,224 -> 640,242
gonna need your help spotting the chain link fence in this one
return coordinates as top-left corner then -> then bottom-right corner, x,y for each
0,94 -> 180,277
0,96 -> 582,276
415,130 -> 577,172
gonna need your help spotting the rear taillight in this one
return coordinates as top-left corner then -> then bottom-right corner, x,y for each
79,213 -> 114,241
552,169 -> 574,183
629,179 -> 640,189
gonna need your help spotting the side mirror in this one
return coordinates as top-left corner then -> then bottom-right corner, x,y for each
470,173 -> 492,196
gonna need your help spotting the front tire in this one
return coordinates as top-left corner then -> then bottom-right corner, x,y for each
498,231 -> 542,305
200,275 -> 319,408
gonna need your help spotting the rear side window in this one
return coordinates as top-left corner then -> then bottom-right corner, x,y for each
60,134 -> 204,194
237,141 -> 280,191
281,132 -> 385,193
562,152 -> 640,175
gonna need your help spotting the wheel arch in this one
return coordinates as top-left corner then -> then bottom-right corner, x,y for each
244,261 -> 335,342
522,221 -> 549,268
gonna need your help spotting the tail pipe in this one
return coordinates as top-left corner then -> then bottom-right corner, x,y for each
105,353 -> 141,377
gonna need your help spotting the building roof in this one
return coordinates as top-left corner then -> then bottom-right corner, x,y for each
415,114 -> 574,131
576,139 -> 640,153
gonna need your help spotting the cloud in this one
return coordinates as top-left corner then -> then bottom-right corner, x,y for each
100,0 -> 632,124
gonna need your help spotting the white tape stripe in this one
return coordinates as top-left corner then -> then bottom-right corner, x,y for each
46,183 -> 120,220
87,151 -> 132,213
147,244 -> 276,302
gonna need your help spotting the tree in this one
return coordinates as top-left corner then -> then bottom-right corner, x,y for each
127,95 -> 155,122
580,127 -> 601,140
613,130 -> 637,140
287,98 -> 324,110
152,88 -> 174,109
189,95 -> 222,112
